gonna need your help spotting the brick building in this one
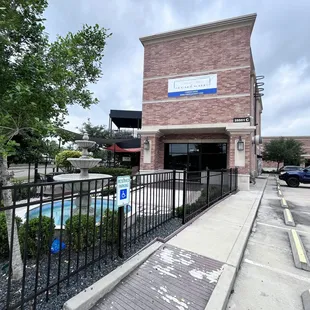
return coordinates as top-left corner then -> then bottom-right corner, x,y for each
138,14 -> 263,190
262,136 -> 310,171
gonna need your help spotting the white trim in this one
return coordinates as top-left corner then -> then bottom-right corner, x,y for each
226,127 -> 256,134
163,139 -> 228,143
144,66 -> 251,81
139,123 -> 253,134
143,93 -> 250,104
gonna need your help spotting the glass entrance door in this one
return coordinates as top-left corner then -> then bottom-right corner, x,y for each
188,153 -> 201,181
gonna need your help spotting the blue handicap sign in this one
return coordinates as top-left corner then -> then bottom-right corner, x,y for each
120,189 -> 127,200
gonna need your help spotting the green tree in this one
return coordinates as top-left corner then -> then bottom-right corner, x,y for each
0,0 -> 111,279
78,118 -> 110,139
263,137 -> 304,170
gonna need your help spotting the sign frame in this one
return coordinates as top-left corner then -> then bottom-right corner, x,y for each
116,175 -> 131,206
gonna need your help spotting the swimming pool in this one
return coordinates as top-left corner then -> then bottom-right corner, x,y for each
28,199 -> 132,227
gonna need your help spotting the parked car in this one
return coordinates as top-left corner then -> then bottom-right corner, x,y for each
279,165 -> 303,175
279,166 -> 310,187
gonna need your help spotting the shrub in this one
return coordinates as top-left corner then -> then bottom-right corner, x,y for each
0,212 -> 22,258
55,150 -> 81,172
89,167 -> 131,177
19,216 -> 55,258
65,214 -> 97,251
101,208 -> 119,244
175,185 -> 223,218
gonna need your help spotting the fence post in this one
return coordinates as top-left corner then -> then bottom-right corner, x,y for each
172,170 -> 176,217
220,169 -> 224,197
235,168 -> 238,191
28,163 -> 31,183
118,206 -> 124,258
206,170 -> 210,206
182,170 -> 187,224
229,168 -> 232,193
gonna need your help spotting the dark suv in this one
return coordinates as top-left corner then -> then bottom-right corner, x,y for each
279,166 -> 310,187
279,166 -> 303,174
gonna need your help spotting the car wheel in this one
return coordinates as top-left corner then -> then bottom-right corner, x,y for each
287,177 -> 300,187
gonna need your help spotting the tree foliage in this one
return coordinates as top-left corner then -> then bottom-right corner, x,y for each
0,0 -> 112,155
0,0 -> 111,280
262,137 -> 305,169
78,118 -> 110,139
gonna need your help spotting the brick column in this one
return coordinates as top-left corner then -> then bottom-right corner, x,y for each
227,130 -> 254,190
140,134 -> 164,171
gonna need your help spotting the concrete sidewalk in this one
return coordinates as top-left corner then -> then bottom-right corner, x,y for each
65,177 -> 267,310
168,177 -> 267,310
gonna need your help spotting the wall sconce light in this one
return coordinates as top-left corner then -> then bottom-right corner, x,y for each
237,136 -> 244,151
143,136 -> 150,150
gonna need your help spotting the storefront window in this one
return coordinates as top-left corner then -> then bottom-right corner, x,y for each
164,143 -> 227,170
169,144 -> 187,153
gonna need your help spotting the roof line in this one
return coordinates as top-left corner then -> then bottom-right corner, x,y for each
140,13 -> 257,45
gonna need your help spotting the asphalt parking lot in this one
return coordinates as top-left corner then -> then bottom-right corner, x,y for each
227,176 -> 310,310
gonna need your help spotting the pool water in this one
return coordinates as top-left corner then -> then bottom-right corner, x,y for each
28,199 -> 131,226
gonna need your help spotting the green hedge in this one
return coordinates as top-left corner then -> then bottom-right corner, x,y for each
176,185 -> 223,218
65,214 -> 97,251
0,212 -> 22,258
19,216 -> 55,258
101,209 -> 119,244
65,209 -> 119,251
89,167 -> 132,177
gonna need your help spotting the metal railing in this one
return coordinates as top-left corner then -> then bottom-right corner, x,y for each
178,168 -> 238,223
0,168 -> 238,309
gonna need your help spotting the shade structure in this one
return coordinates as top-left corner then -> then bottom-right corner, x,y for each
105,144 -> 141,153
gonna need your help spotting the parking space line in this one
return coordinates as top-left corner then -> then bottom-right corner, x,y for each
244,259 -> 310,283
256,222 -> 310,236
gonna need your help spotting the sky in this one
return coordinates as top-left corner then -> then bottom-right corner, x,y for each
44,0 -> 310,137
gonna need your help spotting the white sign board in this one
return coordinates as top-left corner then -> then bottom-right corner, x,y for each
168,74 -> 217,97
122,156 -> 131,162
117,175 -> 131,206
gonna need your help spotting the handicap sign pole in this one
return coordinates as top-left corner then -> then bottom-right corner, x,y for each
116,176 -> 131,258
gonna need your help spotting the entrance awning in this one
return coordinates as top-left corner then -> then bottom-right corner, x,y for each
105,144 -> 141,153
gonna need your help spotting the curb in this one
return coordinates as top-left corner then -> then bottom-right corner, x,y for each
281,197 -> 288,208
288,229 -> 310,271
278,189 -> 283,197
283,208 -> 295,226
302,289 -> 310,310
205,177 -> 268,310
204,264 -> 236,310
63,241 -> 163,310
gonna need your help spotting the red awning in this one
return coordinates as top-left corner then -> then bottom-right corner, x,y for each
105,144 -> 141,153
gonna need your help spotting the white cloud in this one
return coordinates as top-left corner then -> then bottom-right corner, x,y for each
44,0 -> 310,136
262,58 -> 310,135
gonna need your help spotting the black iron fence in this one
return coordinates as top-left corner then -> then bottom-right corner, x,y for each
178,168 -> 238,223
0,168 -> 237,309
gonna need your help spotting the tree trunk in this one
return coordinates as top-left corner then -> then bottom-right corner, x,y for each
277,161 -> 280,172
0,155 -> 23,281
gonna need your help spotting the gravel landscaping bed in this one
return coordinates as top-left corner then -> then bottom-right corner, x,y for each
0,217 -> 182,310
